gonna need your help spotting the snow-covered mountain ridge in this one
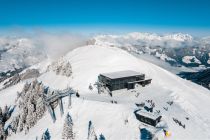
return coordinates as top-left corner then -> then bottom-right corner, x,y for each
0,45 -> 210,140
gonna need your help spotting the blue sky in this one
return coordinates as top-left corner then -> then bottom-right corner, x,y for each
0,0 -> 210,36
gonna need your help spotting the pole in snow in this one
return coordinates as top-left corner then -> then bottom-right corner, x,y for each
58,98 -> 64,116
47,105 -> 56,123
68,93 -> 72,108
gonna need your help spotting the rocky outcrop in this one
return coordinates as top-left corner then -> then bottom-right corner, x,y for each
21,69 -> 40,80
1,69 -> 40,90
3,74 -> 21,89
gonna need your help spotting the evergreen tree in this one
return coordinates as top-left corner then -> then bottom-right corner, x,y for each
62,62 -> 72,77
88,121 -> 97,140
14,81 -> 47,133
89,84 -> 93,90
36,97 -> 45,120
0,125 -> 5,140
11,116 -> 19,133
18,110 -> 26,132
41,129 -> 51,140
3,105 -> 8,115
62,113 -> 74,140
99,134 -> 105,140
26,102 -> 35,129
0,107 -> 2,116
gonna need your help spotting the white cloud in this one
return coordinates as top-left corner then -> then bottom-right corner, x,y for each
35,33 -> 87,60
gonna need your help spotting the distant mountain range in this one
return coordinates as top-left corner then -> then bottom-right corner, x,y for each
91,32 -> 210,69
0,37 -> 46,81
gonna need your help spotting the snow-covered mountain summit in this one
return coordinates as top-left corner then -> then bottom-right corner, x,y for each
0,45 -> 210,140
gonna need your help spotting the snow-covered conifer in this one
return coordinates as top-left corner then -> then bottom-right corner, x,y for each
88,121 -> 97,140
36,97 -> 45,120
11,116 -> 19,133
99,134 -> 105,140
26,102 -> 35,129
41,129 -> 51,140
62,113 -> 74,140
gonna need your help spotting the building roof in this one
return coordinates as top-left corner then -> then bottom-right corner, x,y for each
136,110 -> 161,120
101,70 -> 143,79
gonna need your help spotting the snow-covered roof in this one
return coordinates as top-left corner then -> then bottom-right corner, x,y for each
101,70 -> 143,79
136,110 -> 161,120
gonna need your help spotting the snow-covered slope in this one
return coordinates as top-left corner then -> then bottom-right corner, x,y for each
1,45 -> 210,140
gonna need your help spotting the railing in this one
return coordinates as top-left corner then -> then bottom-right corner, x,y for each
43,88 -> 76,105
43,87 -> 77,122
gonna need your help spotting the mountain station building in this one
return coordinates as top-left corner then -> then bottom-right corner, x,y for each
97,70 -> 152,94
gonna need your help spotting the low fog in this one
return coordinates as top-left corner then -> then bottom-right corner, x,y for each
34,33 -> 88,60
0,29 -> 89,60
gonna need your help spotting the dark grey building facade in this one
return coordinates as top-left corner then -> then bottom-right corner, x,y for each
134,110 -> 162,127
98,70 -> 152,92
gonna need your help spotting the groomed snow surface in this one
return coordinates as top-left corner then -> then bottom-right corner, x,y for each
1,45 -> 210,140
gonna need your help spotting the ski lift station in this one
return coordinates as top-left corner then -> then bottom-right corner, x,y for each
98,70 -> 152,94
134,110 -> 162,127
